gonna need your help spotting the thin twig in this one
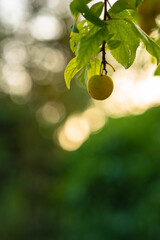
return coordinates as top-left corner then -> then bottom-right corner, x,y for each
101,0 -> 107,74
102,41 -> 107,74
101,0 -> 116,74
107,0 -> 112,8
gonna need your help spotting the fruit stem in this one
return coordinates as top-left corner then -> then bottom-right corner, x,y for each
106,61 -> 116,72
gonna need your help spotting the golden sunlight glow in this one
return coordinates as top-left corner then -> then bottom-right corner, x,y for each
155,15 -> 160,27
58,129 -> 81,152
82,107 -> 106,132
57,115 -> 90,151
64,116 -> 90,143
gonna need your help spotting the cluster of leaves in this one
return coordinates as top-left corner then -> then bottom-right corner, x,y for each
64,0 -> 160,89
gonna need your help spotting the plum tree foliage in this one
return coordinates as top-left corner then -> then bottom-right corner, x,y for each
64,0 -> 160,91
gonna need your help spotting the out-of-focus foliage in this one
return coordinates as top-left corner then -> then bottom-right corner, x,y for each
1,99 -> 160,239
57,106 -> 160,240
0,98 -> 62,240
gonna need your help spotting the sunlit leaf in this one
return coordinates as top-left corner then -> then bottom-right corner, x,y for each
85,0 -> 93,3
70,1 -> 80,19
87,58 -> 101,79
109,0 -> 137,14
71,22 -> 79,33
70,0 -> 106,27
82,5 -> 107,27
108,17 -> 140,68
90,2 -> 104,17
70,20 -> 89,53
125,19 -> 160,64
106,40 -> 122,50
109,0 -> 144,14
154,64 -> 160,76
77,26 -> 113,68
76,26 -> 101,68
77,64 -> 90,86
110,0 -> 144,14
64,58 -> 82,89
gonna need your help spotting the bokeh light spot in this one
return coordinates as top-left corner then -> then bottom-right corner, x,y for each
0,0 -> 27,29
2,65 -> 32,96
29,14 -> 64,41
37,101 -> 66,125
41,48 -> 66,73
83,107 -> 106,132
3,41 -> 27,65
57,115 -> 90,151
28,45 -> 66,74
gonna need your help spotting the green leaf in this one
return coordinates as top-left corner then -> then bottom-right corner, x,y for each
77,26 -> 112,68
125,19 -> 160,64
70,20 -> 89,53
76,27 -> 101,68
70,0 -> 87,15
64,58 -> 82,89
70,1 -> 80,19
136,0 -> 144,7
70,34 -> 80,53
70,0 -> 106,27
87,58 -> 101,79
154,65 -> 160,76
107,17 -> 140,68
71,22 -> 79,33
82,5 -> 107,27
84,0 -> 93,3
109,0 -> 137,14
77,64 -> 90,86
106,40 -> 122,50
109,0 -> 144,14
156,38 -> 160,46
90,2 -> 104,17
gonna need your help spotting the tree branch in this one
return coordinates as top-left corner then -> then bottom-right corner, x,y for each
102,0 -> 111,74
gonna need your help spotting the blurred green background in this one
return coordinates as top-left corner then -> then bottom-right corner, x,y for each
0,0 -> 160,239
